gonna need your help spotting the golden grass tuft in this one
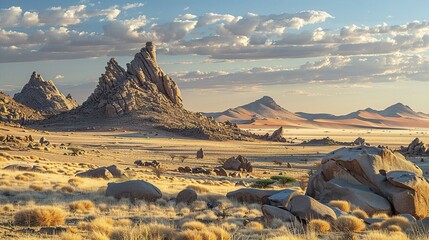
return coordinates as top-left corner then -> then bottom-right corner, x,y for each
372,213 -> 389,218
68,177 -> 84,187
29,183 -> 44,191
60,232 -> 83,240
329,200 -> 351,212
308,219 -> 331,233
387,225 -> 402,232
177,230 -> 204,240
15,174 -> 30,181
14,207 -> 66,226
186,184 -> 210,193
334,215 -> 366,233
0,204 -> 14,213
380,216 -> 411,231
61,185 -> 74,193
352,209 -> 369,219
69,200 -> 95,213
207,226 -> 231,240
182,220 -> 207,231
246,221 -> 264,231
361,231 -> 408,240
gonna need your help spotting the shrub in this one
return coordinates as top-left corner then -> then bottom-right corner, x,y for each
246,221 -> 264,231
61,186 -> 74,193
14,207 -> 66,226
334,215 -> 366,233
361,231 -> 408,240
186,185 -> 209,193
15,174 -> 30,181
0,204 -> 14,213
29,184 -> 44,192
251,179 -> 276,188
69,200 -> 95,213
352,209 -> 369,219
329,200 -> 351,212
270,175 -> 296,184
380,216 -> 411,231
68,178 -> 84,187
308,219 -> 331,233
152,165 -> 166,178
387,225 -> 402,232
207,226 -> 231,240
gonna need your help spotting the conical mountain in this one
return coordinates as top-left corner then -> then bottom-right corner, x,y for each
14,72 -> 78,115
43,42 -> 254,140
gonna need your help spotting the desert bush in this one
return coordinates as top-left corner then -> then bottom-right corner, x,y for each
177,230 -> 204,240
329,200 -> 351,212
81,217 -> 114,235
29,184 -> 44,191
68,177 -> 84,187
207,226 -> 231,240
251,179 -> 276,188
270,175 -> 296,184
387,225 -> 402,232
14,207 -> 66,226
246,221 -> 264,231
352,209 -> 369,219
186,185 -> 209,193
69,200 -> 95,213
380,216 -> 411,231
308,219 -> 331,233
152,165 -> 166,178
334,215 -> 366,233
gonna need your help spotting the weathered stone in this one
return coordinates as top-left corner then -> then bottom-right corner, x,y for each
262,205 -> 297,223
226,188 -> 281,204
3,164 -> 33,171
0,92 -> 43,123
196,148 -> 204,159
76,167 -> 113,179
176,189 -> 197,205
223,155 -> 253,172
401,138 -> 428,155
268,189 -> 301,207
268,127 -> 286,142
287,194 -> 337,221
214,167 -> 228,176
106,180 -> 162,201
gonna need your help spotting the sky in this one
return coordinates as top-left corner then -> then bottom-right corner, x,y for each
0,0 -> 428,115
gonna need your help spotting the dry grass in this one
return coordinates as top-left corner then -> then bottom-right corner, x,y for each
352,209 -> 369,219
69,200 -> 95,213
246,221 -> 264,231
29,183 -> 44,191
380,216 -> 411,231
182,221 -> 207,231
68,177 -> 84,187
329,200 -> 351,212
207,226 -> 231,240
14,207 -> 66,226
334,215 -> 366,233
110,223 -> 176,240
361,231 -> 408,240
308,219 -> 331,233
186,185 -> 210,193
0,204 -> 14,213
60,232 -> 83,240
79,217 -> 114,235
61,185 -> 74,193
372,213 -> 389,218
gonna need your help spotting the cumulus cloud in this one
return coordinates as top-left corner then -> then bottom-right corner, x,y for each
54,74 -> 65,79
122,3 -> 144,10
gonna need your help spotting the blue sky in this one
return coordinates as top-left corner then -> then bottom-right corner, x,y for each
0,0 -> 428,114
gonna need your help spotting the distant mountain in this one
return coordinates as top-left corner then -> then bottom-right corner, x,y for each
206,96 -> 429,129
0,92 -> 44,123
206,96 -> 304,123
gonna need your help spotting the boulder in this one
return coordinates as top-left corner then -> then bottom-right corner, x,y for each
226,188 -> 281,204
268,189 -> 301,207
262,205 -> 297,223
223,155 -> 253,172
176,189 -> 197,205
196,148 -> 204,159
3,164 -> 33,171
214,167 -> 228,176
178,166 -> 191,173
106,180 -> 162,201
402,138 -> 427,155
76,168 -> 113,179
353,137 -> 367,146
106,165 -> 127,178
287,194 -> 337,221
191,167 -> 211,175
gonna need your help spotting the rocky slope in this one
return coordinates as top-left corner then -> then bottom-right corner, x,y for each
14,72 -> 78,115
43,42 -> 255,140
0,92 -> 44,123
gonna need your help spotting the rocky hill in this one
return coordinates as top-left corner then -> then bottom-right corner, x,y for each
42,42 -> 255,140
14,72 -> 78,115
0,92 -> 44,123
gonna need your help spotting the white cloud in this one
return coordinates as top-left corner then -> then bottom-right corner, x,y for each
122,3 -> 144,10
0,6 -> 22,27
54,74 -> 65,79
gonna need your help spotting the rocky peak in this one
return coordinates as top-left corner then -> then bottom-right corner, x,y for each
13,72 -> 78,115
0,92 -> 44,123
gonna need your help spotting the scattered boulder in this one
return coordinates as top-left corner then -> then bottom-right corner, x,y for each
401,138 -> 428,155
106,180 -> 162,201
268,189 -> 301,207
267,127 -> 286,142
178,166 -> 191,173
76,165 -> 126,179
191,167 -> 211,175
353,137 -> 367,146
213,167 -> 228,176
176,189 -> 197,205
196,148 -> 204,159
0,92 -> 44,124
287,194 -> 337,221
262,205 -> 297,223
226,188 -> 281,204
135,160 -> 159,167
3,164 -> 33,171
223,155 -> 253,172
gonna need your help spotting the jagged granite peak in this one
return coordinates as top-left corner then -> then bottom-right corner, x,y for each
14,72 -> 78,115
0,92 -> 44,123
83,42 -> 182,117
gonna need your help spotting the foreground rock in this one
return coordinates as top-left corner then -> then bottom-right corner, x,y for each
262,205 -> 297,223
307,146 -> 429,219
42,42 -> 256,141
0,92 -> 44,123
14,72 -> 78,115
223,155 -> 253,172
76,165 -> 126,179
106,180 -> 162,201
287,194 -> 337,221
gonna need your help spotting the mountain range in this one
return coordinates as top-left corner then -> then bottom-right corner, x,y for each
205,96 -> 429,129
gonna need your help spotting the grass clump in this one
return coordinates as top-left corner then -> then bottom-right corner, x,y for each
352,209 -> 369,219
69,200 -> 95,213
68,177 -> 84,187
14,207 -> 66,226
334,215 -> 366,233
251,179 -> 276,188
186,185 -> 210,193
270,175 -> 296,184
380,216 -> 411,231
329,200 -> 351,212
308,219 -> 331,233
246,221 -> 264,231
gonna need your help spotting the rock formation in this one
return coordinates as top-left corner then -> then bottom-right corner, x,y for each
223,155 -> 253,172
14,72 -> 78,115
267,127 -> 286,142
306,146 -> 429,219
45,42 -> 255,141
400,138 -> 428,155
0,92 -> 44,123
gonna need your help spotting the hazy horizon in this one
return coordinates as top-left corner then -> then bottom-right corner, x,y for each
1,0 -> 429,114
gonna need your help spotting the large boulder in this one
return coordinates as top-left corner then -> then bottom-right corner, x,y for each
262,205 -> 297,223
176,189 -> 197,205
106,180 -> 162,201
268,189 -> 301,207
287,194 -> 337,221
76,165 -> 126,179
223,155 -> 253,172
226,188 -> 281,204
307,146 -> 429,219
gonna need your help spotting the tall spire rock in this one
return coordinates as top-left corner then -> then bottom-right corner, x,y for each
13,72 -> 78,115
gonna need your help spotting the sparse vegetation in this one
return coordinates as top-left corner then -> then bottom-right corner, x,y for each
14,207 -> 66,226
329,200 -> 351,212
69,200 -> 95,213
334,215 -> 366,233
308,219 -> 331,233
270,175 -> 296,184
251,178 -> 276,188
